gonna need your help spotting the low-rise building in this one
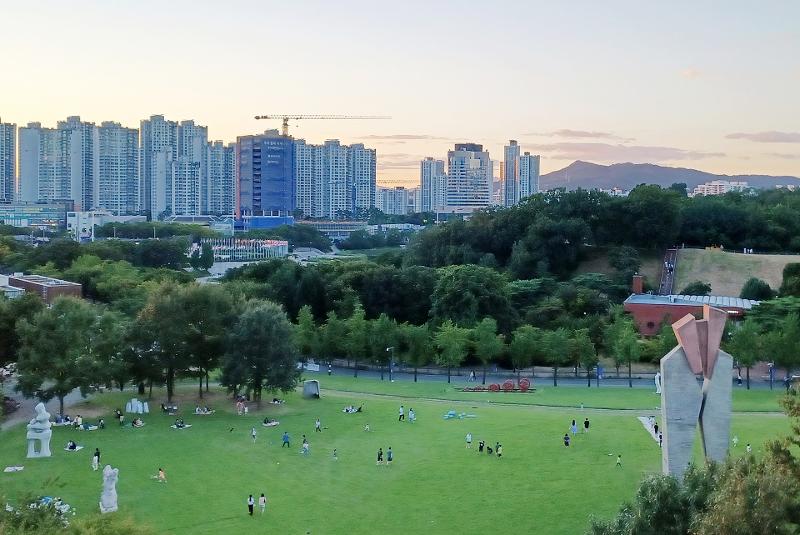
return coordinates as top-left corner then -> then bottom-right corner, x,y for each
7,274 -> 82,304
623,293 -> 759,335
691,180 -> 748,197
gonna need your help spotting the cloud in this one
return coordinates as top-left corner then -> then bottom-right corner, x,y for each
726,131 -> 800,143
767,152 -> 800,160
680,68 -> 702,79
377,152 -> 422,170
525,129 -> 633,142
359,134 -> 448,140
525,142 -> 724,162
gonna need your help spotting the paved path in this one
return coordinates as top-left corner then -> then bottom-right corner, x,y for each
1,379 -> 89,431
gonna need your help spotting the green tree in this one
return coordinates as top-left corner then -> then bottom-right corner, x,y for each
616,325 -> 641,388
779,263 -> 800,297
680,281 -> 712,296
0,293 -> 44,369
370,313 -> 397,380
220,300 -> 300,406
434,320 -> 470,383
15,297 -> 101,416
571,328 -> 598,387
345,303 -> 370,378
91,309 -> 133,391
509,325 -> 540,383
542,328 -> 570,387
294,305 -> 318,363
724,319 -> 764,389
400,323 -> 433,382
319,311 -> 347,362
472,317 -> 504,384
769,313 -> 800,382
739,277 -> 774,301
200,243 -> 214,270
430,265 -> 516,331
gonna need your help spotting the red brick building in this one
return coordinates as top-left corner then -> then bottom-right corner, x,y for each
623,293 -> 759,335
7,274 -> 82,305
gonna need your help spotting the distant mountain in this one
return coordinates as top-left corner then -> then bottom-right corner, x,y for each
540,161 -> 800,192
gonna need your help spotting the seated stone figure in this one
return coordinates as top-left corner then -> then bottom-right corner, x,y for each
99,465 -> 119,513
26,402 -> 53,458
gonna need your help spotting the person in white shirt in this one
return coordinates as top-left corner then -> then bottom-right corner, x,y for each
247,495 -> 255,516
398,405 -> 404,422
466,433 -> 473,448
251,427 -> 257,443
258,493 -> 267,514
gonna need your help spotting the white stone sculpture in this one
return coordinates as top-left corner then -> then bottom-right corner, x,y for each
26,402 -> 52,458
99,465 -> 119,513
654,371 -> 662,394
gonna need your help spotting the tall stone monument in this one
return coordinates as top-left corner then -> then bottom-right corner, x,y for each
26,402 -> 53,458
661,305 -> 732,480
99,465 -> 119,513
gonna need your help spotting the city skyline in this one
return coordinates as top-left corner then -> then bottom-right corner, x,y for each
1,1 -> 798,187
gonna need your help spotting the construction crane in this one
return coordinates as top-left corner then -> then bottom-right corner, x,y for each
254,114 -> 391,136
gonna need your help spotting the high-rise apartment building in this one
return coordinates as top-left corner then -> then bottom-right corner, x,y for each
377,186 -> 410,215
18,118 -> 98,210
320,140 -> 349,219
503,140 -> 520,207
446,143 -> 492,211
518,152 -> 540,200
0,120 -> 15,202
294,139 -> 324,218
207,141 -> 235,215
236,130 -> 295,218
140,115 -> 178,216
96,122 -> 139,214
420,157 -> 446,212
348,143 -> 376,215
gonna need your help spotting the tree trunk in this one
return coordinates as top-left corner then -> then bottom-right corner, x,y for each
380,364 -> 384,381
587,369 -> 591,387
615,365 -> 620,378
205,370 -> 209,392
354,358 -> 359,378
628,362 -> 632,388
517,369 -> 521,384
574,365 -> 578,378
553,367 -> 558,387
148,379 -> 153,399
414,366 -> 418,383
447,365 -> 451,384
746,366 -> 750,390
198,368 -> 204,399
137,381 -> 145,396
59,395 -> 65,417
482,365 -> 487,385
167,366 -> 174,402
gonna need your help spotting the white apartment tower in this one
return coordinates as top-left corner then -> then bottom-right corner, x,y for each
294,139 -> 323,218
142,116 -> 209,218
503,140 -> 520,207
377,186 -> 409,215
18,117 -> 99,210
0,120 -> 14,202
321,140 -> 349,218
96,122 -> 139,214
140,115 -> 178,216
446,143 -> 492,211
420,157 -> 446,212
348,143 -> 376,215
207,141 -> 235,215
519,152 -> 540,200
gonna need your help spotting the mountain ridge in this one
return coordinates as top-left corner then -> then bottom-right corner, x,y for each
540,161 -> 800,191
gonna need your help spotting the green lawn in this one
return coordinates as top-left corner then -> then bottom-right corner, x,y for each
314,372 -> 788,412
0,382 -> 790,534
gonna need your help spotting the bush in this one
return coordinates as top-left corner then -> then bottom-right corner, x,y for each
739,277 -> 774,301
680,281 -> 712,296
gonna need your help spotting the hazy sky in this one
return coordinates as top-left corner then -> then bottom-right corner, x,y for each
2,0 -> 798,186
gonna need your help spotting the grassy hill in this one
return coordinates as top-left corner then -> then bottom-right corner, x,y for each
574,247 -> 663,290
674,248 -> 800,296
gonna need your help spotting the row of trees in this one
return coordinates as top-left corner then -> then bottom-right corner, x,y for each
13,285 -> 302,414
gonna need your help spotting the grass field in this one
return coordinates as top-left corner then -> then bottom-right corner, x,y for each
0,380 -> 790,535
315,373 -> 788,412
674,248 -> 800,296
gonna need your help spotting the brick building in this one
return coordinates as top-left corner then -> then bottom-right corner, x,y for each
7,274 -> 82,304
623,293 -> 759,335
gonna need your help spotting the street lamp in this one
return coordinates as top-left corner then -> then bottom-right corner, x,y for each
386,347 -> 395,381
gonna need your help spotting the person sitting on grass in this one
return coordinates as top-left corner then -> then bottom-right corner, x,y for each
151,468 -> 167,483
66,440 -> 77,451
271,398 -> 285,404
98,418 -> 105,430
174,418 -> 185,429
132,418 -> 144,428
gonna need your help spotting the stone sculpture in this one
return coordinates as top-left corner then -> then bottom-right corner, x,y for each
660,305 -> 732,480
99,465 -> 119,513
26,402 -> 53,458
654,371 -> 662,394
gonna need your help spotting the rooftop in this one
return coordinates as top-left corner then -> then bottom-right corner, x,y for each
9,274 -> 82,288
624,293 -> 760,310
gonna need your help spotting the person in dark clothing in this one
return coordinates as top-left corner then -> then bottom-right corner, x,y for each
478,440 -> 485,453
564,433 -> 570,447
247,495 -> 254,516
583,418 -> 590,433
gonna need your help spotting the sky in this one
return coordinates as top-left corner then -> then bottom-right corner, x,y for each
1,0 -> 799,187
